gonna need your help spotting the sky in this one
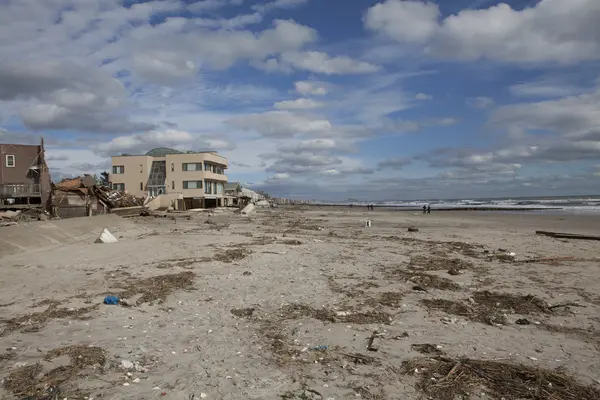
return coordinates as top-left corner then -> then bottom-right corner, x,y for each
1,0 -> 600,201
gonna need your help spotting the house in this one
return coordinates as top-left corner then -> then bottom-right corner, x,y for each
0,139 -> 52,210
110,147 -> 228,209
224,181 -> 242,207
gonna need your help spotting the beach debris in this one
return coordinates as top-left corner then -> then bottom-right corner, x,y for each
120,360 -> 134,369
241,203 -> 255,215
515,318 -> 531,325
312,345 -> 329,351
447,267 -> 461,275
95,228 -> 118,244
242,271 -> 252,276
103,295 -> 120,305
536,230 -> 600,241
401,356 -> 600,400
411,344 -> 444,355
365,220 -> 372,227
367,331 -> 384,352
230,308 -> 255,318
393,331 -> 410,340
407,227 -> 419,232
412,285 -> 428,292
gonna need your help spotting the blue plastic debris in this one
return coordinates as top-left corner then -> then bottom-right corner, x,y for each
312,345 -> 328,351
103,295 -> 119,305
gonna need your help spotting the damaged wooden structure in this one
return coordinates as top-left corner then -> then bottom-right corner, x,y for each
52,175 -> 147,219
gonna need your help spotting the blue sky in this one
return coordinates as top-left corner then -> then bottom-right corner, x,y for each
1,0 -> 599,200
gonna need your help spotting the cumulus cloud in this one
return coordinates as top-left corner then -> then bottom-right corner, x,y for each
93,129 -> 235,156
365,0 -> 600,64
294,81 -> 328,96
364,0 -> 441,43
227,111 -> 333,138
273,98 -> 325,110
415,92 -> 432,100
260,52 -> 380,75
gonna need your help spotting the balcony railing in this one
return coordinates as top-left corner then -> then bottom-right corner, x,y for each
0,184 -> 41,197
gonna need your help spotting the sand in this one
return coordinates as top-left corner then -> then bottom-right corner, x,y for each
0,207 -> 599,399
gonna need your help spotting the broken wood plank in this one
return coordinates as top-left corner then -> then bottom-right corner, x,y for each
535,230 -> 600,241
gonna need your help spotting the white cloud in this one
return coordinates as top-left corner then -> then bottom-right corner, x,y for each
467,96 -> 495,109
273,98 -> 325,110
415,92 -> 432,100
294,81 -> 328,96
228,111 -> 333,138
275,51 -> 380,75
366,0 -> 600,64
364,0 -> 440,43
92,129 -> 235,156
272,172 -> 291,180
509,81 -> 587,98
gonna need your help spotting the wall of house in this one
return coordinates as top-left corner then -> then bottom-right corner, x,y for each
0,144 -> 42,184
165,153 -> 228,198
0,143 -> 51,208
109,155 -> 153,198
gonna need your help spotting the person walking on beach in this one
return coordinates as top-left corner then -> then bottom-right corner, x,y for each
427,204 -> 431,214
423,204 -> 427,214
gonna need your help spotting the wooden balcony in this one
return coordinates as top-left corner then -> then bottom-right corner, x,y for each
0,183 -> 41,198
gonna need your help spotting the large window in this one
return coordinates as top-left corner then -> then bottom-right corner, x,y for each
183,180 -> 203,189
113,183 -> 125,191
5,155 -> 15,167
183,163 -> 202,171
204,181 -> 213,194
112,165 -> 125,174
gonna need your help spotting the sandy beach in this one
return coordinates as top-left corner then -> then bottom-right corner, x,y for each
1,207 -> 599,399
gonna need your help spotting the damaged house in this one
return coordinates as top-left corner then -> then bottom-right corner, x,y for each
0,139 -> 52,210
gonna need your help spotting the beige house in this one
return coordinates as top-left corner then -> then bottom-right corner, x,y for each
109,147 -> 228,208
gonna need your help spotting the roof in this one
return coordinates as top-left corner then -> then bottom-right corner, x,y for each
224,182 -> 241,191
145,147 -> 183,157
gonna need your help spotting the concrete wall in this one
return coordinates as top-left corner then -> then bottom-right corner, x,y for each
145,192 -> 184,211
0,214 -> 140,257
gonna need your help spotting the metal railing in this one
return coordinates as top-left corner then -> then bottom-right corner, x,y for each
0,184 -> 41,197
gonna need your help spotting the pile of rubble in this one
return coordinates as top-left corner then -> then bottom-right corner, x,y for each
53,175 -> 145,209
0,209 -> 50,226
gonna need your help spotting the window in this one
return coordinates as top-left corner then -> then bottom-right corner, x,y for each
5,155 -> 15,167
112,165 -> 125,174
205,181 -> 212,194
183,180 -> 202,189
140,164 -> 143,173
171,163 -> 174,172
204,163 -> 211,171
140,182 -> 144,191
171,181 -> 175,190
183,163 -> 202,171
113,183 -> 125,191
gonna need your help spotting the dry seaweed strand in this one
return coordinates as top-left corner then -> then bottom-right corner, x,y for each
114,271 -> 195,305
401,356 -> 600,400
1,304 -> 98,336
4,345 -> 105,398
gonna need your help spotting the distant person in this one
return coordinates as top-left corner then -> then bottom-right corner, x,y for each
423,205 -> 427,214
427,205 -> 431,214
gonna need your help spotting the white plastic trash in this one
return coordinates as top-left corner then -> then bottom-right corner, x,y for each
365,220 -> 372,227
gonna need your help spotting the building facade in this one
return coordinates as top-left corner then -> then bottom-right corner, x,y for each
0,139 -> 52,209
109,147 -> 228,208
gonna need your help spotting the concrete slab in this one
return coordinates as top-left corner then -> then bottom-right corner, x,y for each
0,214 -> 142,258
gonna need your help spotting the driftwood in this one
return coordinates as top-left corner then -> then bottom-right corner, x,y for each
535,230 -> 600,241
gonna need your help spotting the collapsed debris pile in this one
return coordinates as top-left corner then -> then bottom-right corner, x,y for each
53,175 -> 145,209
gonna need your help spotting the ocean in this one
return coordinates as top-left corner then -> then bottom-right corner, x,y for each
316,195 -> 600,214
